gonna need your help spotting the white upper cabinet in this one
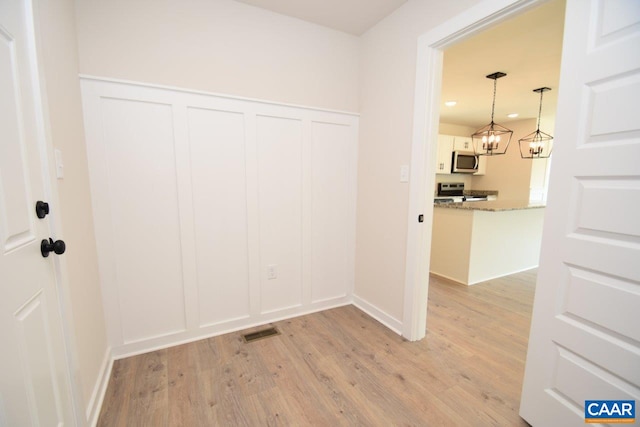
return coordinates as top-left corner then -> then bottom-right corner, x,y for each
436,134 -> 454,174
453,135 -> 472,152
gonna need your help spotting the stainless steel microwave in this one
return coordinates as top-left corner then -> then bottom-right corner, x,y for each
451,151 -> 479,173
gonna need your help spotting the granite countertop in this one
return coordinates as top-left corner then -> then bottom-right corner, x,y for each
434,200 -> 546,211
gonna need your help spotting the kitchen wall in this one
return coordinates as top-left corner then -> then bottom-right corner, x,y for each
356,0 -> 483,325
439,122 -> 476,136
75,0 -> 359,112
33,0 -> 108,421
436,118 -> 551,201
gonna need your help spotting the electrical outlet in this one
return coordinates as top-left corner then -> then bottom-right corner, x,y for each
267,264 -> 277,280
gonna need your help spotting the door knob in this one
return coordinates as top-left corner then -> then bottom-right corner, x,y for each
41,238 -> 66,257
35,201 -> 50,218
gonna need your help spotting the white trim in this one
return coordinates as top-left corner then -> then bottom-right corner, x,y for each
430,266 -> 538,287
85,347 -> 113,427
352,295 -> 403,335
112,298 -> 352,360
79,75 -> 360,117
403,0 -> 544,341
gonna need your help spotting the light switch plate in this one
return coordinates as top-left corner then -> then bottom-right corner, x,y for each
267,264 -> 277,280
400,165 -> 409,183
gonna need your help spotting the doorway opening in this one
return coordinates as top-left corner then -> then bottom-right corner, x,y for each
429,0 -> 564,286
402,0 -> 565,340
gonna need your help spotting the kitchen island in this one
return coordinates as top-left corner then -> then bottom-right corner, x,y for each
430,200 -> 545,285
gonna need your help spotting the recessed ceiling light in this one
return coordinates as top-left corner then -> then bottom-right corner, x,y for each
444,101 -> 457,107
507,113 -> 519,118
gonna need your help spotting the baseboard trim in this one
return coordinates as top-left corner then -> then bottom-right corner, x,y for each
468,265 -> 538,285
111,296 -> 352,360
352,295 -> 403,335
86,346 -> 113,427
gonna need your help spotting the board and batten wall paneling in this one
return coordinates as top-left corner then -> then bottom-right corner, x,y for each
187,107 -> 250,327
100,98 -> 186,344
311,121 -> 350,303
256,115 -> 303,314
81,77 -> 359,357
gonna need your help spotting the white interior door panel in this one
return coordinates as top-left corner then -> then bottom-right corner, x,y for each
0,0 -> 75,424
520,0 -> 640,425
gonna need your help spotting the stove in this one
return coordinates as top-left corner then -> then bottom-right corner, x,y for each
435,182 -> 488,203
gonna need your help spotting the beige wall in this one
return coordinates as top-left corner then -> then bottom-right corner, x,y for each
473,118 -> 537,200
438,122 -> 475,136
33,0 -> 108,415
355,0 -> 482,323
75,0 -> 360,112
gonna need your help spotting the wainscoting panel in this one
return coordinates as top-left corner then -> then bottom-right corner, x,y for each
81,77 -> 358,357
187,107 -> 251,327
310,121 -> 351,303
256,115 -> 303,314
100,97 -> 186,344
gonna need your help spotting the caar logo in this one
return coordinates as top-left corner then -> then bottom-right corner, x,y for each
585,400 -> 635,423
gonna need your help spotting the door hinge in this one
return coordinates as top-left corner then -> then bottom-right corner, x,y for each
418,214 -> 424,223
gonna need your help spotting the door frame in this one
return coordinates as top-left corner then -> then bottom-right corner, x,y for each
402,0 -> 547,340
23,0 -> 85,421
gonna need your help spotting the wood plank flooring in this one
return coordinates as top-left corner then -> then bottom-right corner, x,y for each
97,269 -> 536,426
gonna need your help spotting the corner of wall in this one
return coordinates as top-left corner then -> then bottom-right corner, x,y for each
352,294 -> 403,335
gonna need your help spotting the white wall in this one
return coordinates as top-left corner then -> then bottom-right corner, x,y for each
32,0 -> 108,421
355,0 -> 483,324
74,0 -> 360,112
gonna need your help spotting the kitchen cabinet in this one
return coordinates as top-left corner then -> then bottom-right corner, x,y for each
453,136 -> 472,151
436,134 -> 454,174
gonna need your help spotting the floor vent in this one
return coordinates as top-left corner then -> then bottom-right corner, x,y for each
242,327 -> 280,343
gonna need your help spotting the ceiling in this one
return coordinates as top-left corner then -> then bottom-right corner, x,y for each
440,0 -> 566,128
233,0 -> 407,35
232,0 -> 565,128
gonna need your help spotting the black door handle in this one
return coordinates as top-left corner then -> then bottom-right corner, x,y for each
41,238 -> 66,257
35,201 -> 50,218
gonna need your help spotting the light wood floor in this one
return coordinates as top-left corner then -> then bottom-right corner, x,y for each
97,270 -> 536,426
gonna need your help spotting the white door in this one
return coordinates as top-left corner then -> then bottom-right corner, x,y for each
0,0 -> 75,425
520,0 -> 640,425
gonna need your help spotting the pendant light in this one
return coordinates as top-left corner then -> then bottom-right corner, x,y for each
472,72 -> 513,156
519,87 -> 553,159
